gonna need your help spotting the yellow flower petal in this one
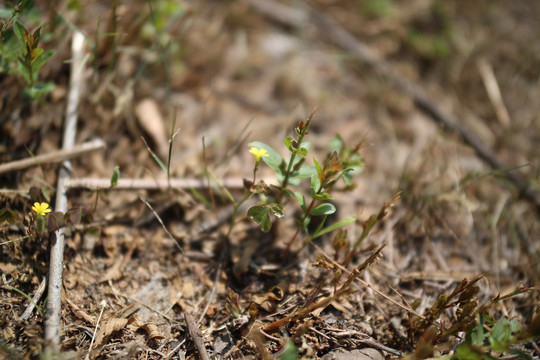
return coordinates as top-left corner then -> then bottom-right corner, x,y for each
249,147 -> 269,161
32,202 -> 52,216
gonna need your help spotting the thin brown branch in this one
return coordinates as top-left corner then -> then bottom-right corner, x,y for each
184,312 -> 210,360
262,244 -> 386,333
312,243 -> 426,320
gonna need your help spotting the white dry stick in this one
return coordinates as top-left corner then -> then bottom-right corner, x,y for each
477,59 -> 511,127
45,31 -> 85,347
64,177 -> 253,190
21,276 -> 47,321
0,138 -> 105,175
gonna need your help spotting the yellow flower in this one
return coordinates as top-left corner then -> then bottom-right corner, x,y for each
249,147 -> 269,162
32,202 -> 52,216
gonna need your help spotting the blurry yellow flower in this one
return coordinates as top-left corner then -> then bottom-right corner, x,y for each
32,202 -> 52,216
249,147 -> 269,162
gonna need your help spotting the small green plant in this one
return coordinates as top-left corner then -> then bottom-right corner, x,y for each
12,20 -> 55,98
404,279 -> 540,359
0,2 -> 56,100
451,315 -> 537,360
245,112 -> 364,255
0,187 -> 93,241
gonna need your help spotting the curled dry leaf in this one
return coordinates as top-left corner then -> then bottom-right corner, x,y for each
93,317 -> 129,349
138,323 -> 165,341
252,286 -> 284,313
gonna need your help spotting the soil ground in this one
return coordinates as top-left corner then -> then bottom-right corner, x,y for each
1,1 -> 539,359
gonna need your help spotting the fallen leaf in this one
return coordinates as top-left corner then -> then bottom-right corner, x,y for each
135,98 -> 169,159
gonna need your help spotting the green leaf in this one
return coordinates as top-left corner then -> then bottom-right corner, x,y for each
0,208 -> 20,224
311,214 -> 327,237
270,203 -> 284,218
283,136 -> 295,152
489,318 -> 512,352
285,162 -> 314,187
30,47 -> 43,63
282,189 -> 295,198
470,318 -> 486,346
13,21 -> 27,50
17,60 -> 31,83
247,205 -> 271,233
31,49 -> 55,72
48,211 -> 65,232
454,342 -> 484,360
309,202 -> 336,216
310,174 -> 321,197
150,147 -> 168,172
110,166 -> 120,187
313,192 -> 332,201
324,168 -> 354,188
508,319 -> 522,333
312,216 -> 356,239
249,141 -> 282,171
24,82 -> 55,98
313,158 -> 323,180
297,164 -> 316,178
294,192 -> 305,212
31,26 -> 41,47
296,141 -> 310,156
277,340 -> 299,360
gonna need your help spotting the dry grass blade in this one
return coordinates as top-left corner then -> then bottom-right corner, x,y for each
138,195 -> 182,252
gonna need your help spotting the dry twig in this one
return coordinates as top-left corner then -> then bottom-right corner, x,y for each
21,276 -> 47,321
44,30 -> 85,347
0,138 -> 105,175
262,244 -> 386,333
64,177 -> 253,190
184,312 -> 210,360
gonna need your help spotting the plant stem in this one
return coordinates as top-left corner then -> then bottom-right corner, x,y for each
276,111 -> 314,204
282,186 -> 323,257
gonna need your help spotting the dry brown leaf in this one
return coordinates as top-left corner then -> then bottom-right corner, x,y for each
311,297 -> 351,317
93,317 -> 129,349
65,296 -> 95,325
127,314 -> 164,341
0,262 -> 18,274
182,281 -> 195,299
135,98 -> 168,159
252,286 -> 284,313
100,254 -> 125,282
139,323 -> 165,341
